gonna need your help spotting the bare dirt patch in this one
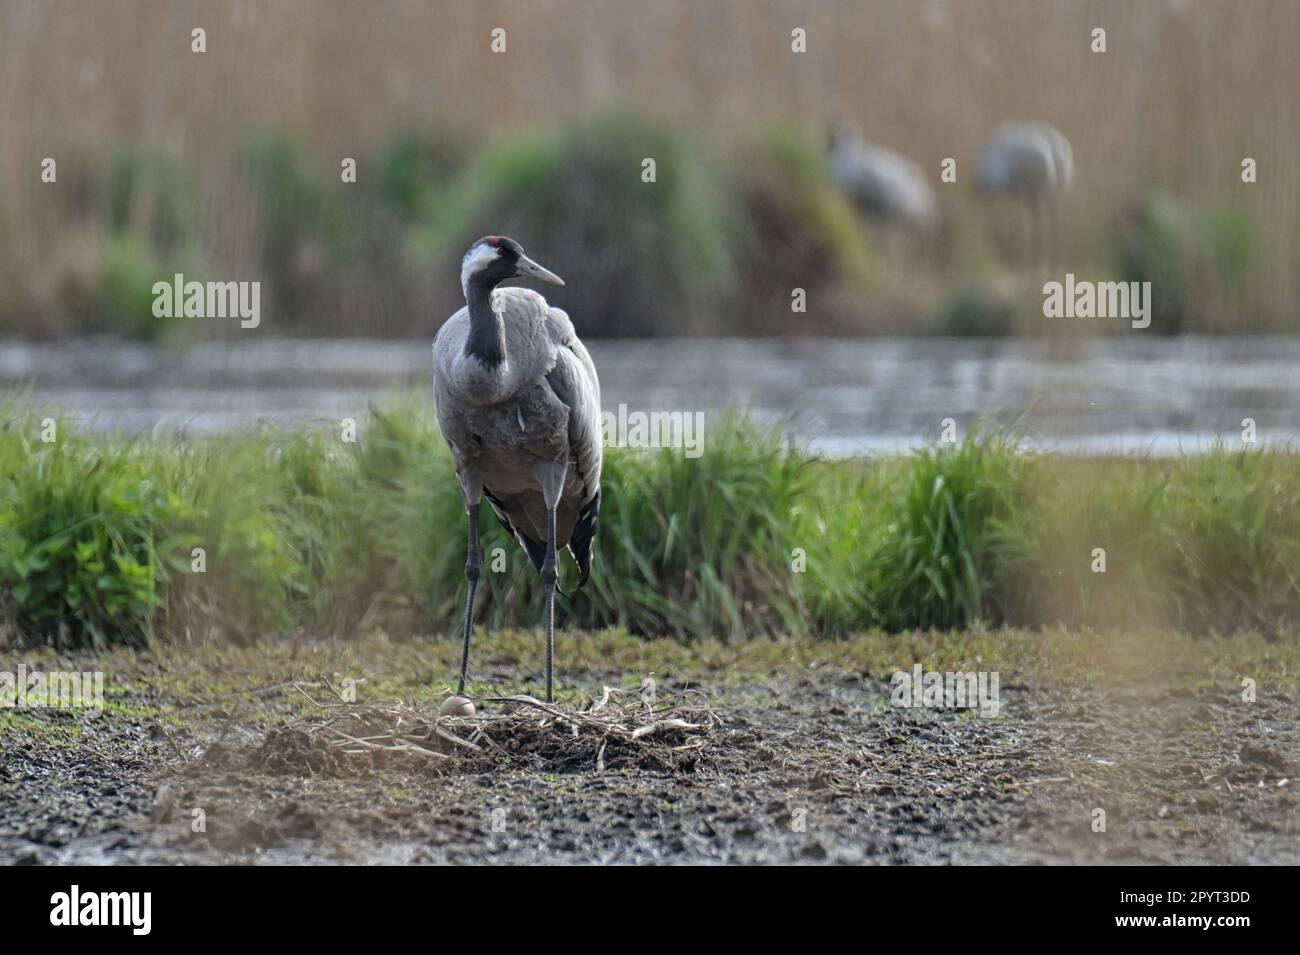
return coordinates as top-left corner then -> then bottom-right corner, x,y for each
2,630 -> 1297,865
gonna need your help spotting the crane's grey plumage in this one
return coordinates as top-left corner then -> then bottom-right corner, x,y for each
433,236 -> 601,703
977,121 -> 1074,199
827,121 -> 938,236
977,121 -> 1074,269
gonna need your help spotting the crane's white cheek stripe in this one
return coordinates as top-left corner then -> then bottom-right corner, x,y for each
461,244 -> 500,295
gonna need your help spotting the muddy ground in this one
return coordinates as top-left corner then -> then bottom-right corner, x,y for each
2,629 -> 1297,865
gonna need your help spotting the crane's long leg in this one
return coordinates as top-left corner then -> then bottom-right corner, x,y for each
1046,202 -> 1059,278
540,505 -> 559,703
457,504 -> 481,695
1022,198 -> 1037,274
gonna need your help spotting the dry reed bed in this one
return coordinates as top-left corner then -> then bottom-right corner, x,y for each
2,1 -> 1298,334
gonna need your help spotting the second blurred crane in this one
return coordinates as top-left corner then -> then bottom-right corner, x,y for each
827,121 -> 938,251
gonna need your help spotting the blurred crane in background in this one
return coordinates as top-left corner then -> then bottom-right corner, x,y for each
977,121 -> 1074,272
827,121 -> 939,255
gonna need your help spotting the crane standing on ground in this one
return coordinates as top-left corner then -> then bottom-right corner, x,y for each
826,121 -> 939,246
976,121 -> 1074,271
432,236 -> 602,705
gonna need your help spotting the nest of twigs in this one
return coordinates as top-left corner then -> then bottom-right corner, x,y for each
263,684 -> 722,776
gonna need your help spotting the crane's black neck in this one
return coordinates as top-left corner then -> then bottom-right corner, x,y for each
464,278 -> 505,368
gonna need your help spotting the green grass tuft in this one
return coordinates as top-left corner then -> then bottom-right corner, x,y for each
866,429 -> 1028,630
0,415 -> 168,647
3,402 -> 1300,647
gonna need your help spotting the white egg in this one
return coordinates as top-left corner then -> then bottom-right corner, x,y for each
439,695 -> 476,718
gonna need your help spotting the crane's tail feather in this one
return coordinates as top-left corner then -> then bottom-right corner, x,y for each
516,531 -> 574,598
483,486 -> 598,598
569,490 -> 600,590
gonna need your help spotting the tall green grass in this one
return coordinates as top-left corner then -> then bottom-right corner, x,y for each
1118,188 -> 1260,334
579,417 -> 816,640
1165,448 -> 1300,633
2,404 -> 1299,648
0,417 -> 169,646
866,430 -> 1028,631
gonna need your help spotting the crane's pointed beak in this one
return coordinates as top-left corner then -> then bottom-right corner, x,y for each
515,254 -> 565,286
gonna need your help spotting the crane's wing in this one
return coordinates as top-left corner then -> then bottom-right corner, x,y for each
545,307 -> 602,587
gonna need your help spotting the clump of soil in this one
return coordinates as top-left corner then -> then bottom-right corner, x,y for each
281,685 -> 725,776
255,728 -> 348,777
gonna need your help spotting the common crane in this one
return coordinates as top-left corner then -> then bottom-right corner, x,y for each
432,236 -> 602,705
827,121 -> 939,243
977,121 -> 1074,270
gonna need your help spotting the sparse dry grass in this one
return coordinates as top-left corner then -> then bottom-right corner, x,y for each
277,682 -> 720,775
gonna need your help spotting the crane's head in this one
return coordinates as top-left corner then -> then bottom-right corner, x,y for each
461,236 -> 565,298
828,120 -> 864,152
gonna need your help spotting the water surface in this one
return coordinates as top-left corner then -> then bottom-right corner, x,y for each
3,336 -> 1297,455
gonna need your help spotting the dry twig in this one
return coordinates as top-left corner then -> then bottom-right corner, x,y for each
272,685 -> 721,775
